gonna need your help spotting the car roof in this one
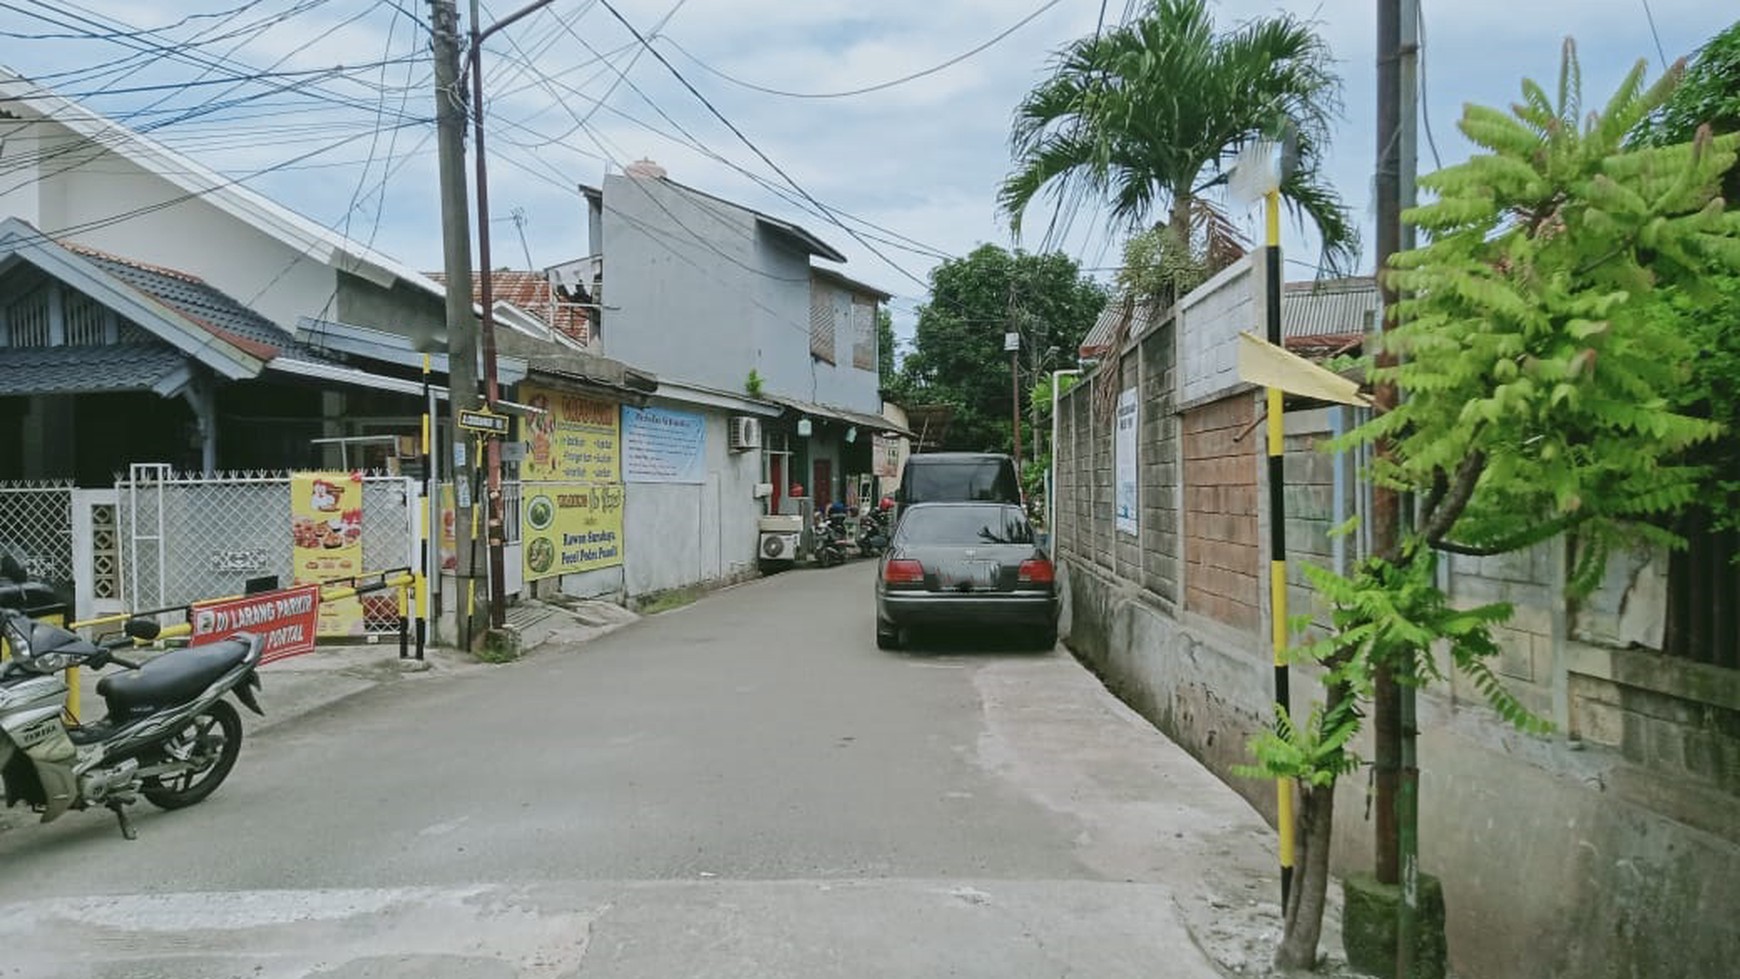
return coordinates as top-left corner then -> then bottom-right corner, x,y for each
899,501 -> 1022,512
904,453 -> 1015,463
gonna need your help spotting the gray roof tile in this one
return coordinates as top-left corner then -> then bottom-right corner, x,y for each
0,343 -> 185,396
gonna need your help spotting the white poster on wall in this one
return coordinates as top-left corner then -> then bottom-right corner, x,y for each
1115,387 -> 1139,536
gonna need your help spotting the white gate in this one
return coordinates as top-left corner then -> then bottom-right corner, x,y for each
117,468 -> 419,632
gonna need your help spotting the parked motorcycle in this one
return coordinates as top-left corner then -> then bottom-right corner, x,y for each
812,510 -> 850,568
856,507 -> 890,558
0,559 -> 264,840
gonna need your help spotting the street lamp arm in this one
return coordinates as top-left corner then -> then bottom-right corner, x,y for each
476,0 -> 557,47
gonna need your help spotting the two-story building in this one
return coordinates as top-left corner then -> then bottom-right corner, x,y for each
555,162 -> 907,597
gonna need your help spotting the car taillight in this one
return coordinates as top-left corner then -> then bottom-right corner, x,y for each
1018,558 -> 1054,584
883,558 -> 925,584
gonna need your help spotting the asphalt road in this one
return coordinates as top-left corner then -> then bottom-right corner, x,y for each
0,563 -> 1277,979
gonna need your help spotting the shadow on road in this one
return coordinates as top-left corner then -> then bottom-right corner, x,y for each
891,626 -> 1058,658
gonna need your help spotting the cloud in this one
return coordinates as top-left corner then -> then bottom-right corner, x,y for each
2,0 -> 1729,344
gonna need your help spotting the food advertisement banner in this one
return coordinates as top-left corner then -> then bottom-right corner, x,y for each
291,471 -> 365,637
522,483 -> 624,581
621,406 -> 706,484
191,583 -> 321,664
520,384 -> 620,483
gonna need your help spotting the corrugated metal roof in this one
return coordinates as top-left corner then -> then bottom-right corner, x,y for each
1080,296 -> 1159,357
0,343 -> 186,396
1283,276 -> 1378,337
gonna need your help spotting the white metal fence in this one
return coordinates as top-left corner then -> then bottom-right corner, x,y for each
117,467 -> 419,633
0,480 -> 75,601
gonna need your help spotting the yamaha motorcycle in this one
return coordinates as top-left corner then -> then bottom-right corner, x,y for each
0,560 -> 264,840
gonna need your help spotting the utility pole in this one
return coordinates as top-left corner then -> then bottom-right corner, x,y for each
1009,339 -> 1023,470
1395,0 -> 1423,972
464,0 -> 556,632
429,0 -> 481,649
1372,0 -> 1404,893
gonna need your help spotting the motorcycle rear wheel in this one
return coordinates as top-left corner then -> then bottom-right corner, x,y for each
141,699 -> 243,810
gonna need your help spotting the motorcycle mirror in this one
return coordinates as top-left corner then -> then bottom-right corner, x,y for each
123,617 -> 161,641
0,555 -> 26,583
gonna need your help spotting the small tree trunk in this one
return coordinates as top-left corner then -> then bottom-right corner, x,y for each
1275,779 -> 1338,971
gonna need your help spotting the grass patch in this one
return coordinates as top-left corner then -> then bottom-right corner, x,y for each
637,587 -> 700,615
474,628 -> 521,664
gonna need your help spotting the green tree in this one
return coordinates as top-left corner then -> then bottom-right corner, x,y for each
1000,0 -> 1357,275
877,306 -> 901,395
1639,19 -> 1740,531
1247,43 -> 1740,970
901,245 -> 1105,453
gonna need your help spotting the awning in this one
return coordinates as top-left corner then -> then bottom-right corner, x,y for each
0,344 -> 194,398
768,396 -> 914,438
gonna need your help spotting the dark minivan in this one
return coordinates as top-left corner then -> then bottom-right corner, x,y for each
895,452 -> 1021,514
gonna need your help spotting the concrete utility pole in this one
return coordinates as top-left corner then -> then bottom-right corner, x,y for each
1395,0 -> 1424,971
429,0 -> 481,649
1372,0 -> 1404,891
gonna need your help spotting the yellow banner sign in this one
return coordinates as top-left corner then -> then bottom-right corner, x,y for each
520,384 -> 620,483
291,471 -> 365,637
522,483 -> 624,581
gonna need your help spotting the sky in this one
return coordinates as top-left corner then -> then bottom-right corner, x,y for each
0,0 -> 1725,353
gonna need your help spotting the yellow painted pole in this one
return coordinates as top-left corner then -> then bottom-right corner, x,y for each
1263,187 -> 1296,908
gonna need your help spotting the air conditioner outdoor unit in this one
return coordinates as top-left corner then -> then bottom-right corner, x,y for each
729,416 -> 762,452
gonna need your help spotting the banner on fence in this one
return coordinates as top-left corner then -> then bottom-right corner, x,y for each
1115,388 -> 1139,536
622,406 -> 706,484
521,483 -> 624,581
291,471 -> 365,637
520,385 -> 620,483
873,434 -> 900,478
190,583 -> 320,663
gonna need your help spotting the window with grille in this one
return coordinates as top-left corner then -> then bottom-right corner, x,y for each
63,289 -> 109,345
4,287 -> 51,347
1664,517 -> 1740,671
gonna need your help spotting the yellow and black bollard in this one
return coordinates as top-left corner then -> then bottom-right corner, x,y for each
1263,186 -> 1295,909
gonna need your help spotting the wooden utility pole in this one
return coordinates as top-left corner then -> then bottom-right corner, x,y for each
429,0 -> 481,648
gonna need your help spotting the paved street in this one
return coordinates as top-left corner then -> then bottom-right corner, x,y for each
0,564 -> 1280,978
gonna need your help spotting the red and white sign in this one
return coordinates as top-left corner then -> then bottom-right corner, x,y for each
190,583 -> 321,664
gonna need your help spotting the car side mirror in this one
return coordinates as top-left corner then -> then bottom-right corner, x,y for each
123,617 -> 161,641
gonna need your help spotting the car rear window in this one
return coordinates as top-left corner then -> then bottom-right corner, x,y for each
897,506 -> 1032,545
903,461 -> 1019,504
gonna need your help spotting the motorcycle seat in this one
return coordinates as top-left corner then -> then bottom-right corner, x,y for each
97,640 -> 251,719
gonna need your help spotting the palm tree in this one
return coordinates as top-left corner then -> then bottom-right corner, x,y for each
1000,0 -> 1357,274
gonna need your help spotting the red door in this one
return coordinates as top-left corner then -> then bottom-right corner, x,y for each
770,456 -> 784,514
813,460 -> 833,509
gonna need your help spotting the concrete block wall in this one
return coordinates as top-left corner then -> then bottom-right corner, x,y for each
1280,412 -> 1344,636
1178,257 -> 1254,405
1138,325 -> 1178,606
1181,392 -> 1260,634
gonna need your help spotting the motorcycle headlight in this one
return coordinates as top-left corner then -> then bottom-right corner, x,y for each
29,651 -> 79,673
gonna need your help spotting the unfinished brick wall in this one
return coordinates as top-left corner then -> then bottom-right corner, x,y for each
1283,423 -> 1340,636
1183,393 -> 1260,632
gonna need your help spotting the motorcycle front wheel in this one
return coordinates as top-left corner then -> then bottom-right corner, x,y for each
141,699 -> 243,810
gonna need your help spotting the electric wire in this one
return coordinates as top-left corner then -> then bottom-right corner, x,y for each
657,0 -> 1066,101
594,0 -> 928,290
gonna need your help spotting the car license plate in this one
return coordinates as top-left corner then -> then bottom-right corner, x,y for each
941,561 -> 998,590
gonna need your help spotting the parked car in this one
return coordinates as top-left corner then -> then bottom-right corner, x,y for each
874,502 -> 1058,651
893,452 -> 1022,521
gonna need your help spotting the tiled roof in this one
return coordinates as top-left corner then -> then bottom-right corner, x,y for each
1081,296 -> 1159,358
428,270 -> 592,344
62,242 -> 307,358
0,343 -> 187,396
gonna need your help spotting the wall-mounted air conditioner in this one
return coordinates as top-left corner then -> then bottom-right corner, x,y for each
729,416 -> 762,452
